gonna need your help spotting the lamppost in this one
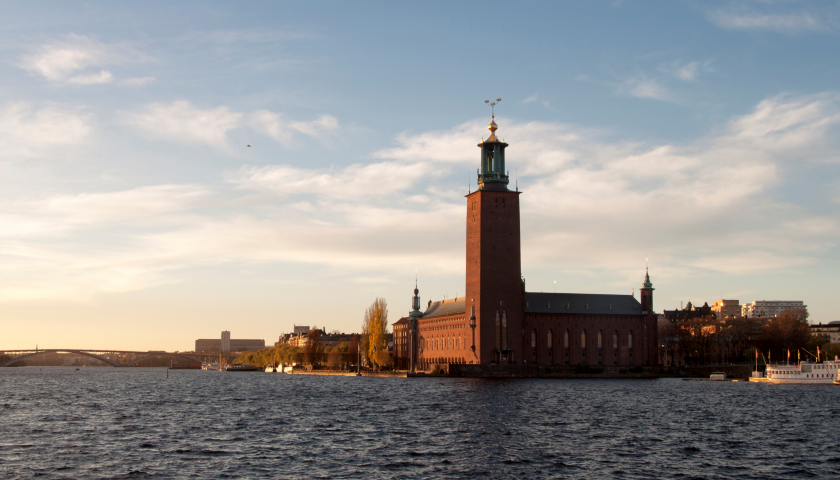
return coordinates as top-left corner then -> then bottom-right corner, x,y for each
469,302 -> 476,355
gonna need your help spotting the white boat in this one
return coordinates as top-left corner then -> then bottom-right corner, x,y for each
765,360 -> 839,384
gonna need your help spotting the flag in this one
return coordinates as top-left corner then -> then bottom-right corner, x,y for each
755,349 -> 759,359
787,349 -> 790,359
798,350 -> 800,361
817,345 -> 821,362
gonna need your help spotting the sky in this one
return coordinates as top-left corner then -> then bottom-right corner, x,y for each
2,1 -> 840,351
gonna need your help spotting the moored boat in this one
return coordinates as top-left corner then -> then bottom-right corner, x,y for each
225,363 -> 261,372
765,360 -> 839,385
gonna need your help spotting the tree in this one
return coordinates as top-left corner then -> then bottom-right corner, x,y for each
764,309 -> 810,358
305,329 -> 324,366
363,297 -> 389,370
348,334 -> 360,368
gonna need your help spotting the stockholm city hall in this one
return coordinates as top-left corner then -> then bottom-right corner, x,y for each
394,108 -> 658,374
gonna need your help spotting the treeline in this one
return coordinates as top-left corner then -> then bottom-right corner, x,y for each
235,297 -> 396,370
662,309 -> 840,365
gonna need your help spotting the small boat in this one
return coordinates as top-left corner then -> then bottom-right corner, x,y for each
765,360 -> 839,385
225,363 -> 261,372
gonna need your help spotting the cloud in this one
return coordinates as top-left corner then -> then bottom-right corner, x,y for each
247,111 -> 338,147
123,102 -> 339,151
616,75 -> 675,102
122,76 -> 157,86
0,102 -> 92,158
65,70 -> 113,85
708,9 -> 836,33
227,161 -> 433,199
123,101 -> 243,151
375,93 -> 840,277
658,60 -> 712,82
4,94 -> 840,303
17,34 -> 152,85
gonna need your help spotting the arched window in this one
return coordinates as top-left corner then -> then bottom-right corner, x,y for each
613,331 -> 618,349
531,329 -> 537,361
495,310 -> 501,350
564,329 -> 570,364
547,329 -> 553,361
597,330 -> 603,365
581,330 -> 587,361
628,331 -> 633,349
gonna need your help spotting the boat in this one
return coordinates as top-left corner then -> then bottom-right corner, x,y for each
264,365 -> 277,373
765,360 -> 839,384
225,363 -> 261,372
202,362 -> 222,371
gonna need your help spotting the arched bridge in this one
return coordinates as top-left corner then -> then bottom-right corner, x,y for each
0,349 -> 237,367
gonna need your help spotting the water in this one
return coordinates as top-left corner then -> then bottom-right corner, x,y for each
1,368 -> 839,479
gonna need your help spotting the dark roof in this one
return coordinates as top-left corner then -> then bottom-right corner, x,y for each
525,292 -> 642,315
423,298 -> 466,319
392,317 -> 408,325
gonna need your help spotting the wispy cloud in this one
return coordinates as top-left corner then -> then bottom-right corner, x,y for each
227,161 -> 433,199
121,76 -> 157,86
17,34 -> 153,85
123,101 -> 243,151
615,74 -> 675,102
0,102 -> 92,158
658,60 -> 713,82
708,9 -> 837,33
3,94 -> 840,302
247,111 -> 338,147
123,101 -> 339,151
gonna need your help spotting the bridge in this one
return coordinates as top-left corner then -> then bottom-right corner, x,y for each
0,349 -> 240,367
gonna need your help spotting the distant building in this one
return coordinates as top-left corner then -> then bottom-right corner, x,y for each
392,317 -> 409,369
278,329 -> 356,348
811,321 -> 840,344
293,325 -> 310,335
221,330 -> 231,353
742,301 -> 806,318
712,300 -> 741,320
195,331 -> 264,353
662,301 -> 713,321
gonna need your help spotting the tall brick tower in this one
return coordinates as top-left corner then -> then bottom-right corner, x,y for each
465,113 -> 523,364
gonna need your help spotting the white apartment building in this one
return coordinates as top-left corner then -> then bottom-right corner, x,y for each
741,300 -> 806,318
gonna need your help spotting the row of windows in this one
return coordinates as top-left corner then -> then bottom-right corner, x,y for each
530,329 -> 634,350
420,335 -> 464,351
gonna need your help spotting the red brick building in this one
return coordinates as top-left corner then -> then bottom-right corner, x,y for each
404,116 -> 658,371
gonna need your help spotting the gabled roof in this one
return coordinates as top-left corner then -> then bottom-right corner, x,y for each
525,292 -> 642,316
423,297 -> 466,319
392,317 -> 408,325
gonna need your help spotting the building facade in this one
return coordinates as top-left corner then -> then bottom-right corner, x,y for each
810,321 -> 840,344
195,331 -> 264,353
742,300 -> 806,318
392,317 -> 409,369
403,116 -> 658,371
712,299 -> 741,320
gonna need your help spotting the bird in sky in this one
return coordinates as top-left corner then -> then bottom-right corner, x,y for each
247,145 -> 251,147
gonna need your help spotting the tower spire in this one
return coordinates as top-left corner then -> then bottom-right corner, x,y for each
477,98 -> 509,189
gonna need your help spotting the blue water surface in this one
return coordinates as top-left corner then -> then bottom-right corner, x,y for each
1,368 -> 839,479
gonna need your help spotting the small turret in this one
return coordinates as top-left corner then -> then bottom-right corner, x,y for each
640,267 -> 654,314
